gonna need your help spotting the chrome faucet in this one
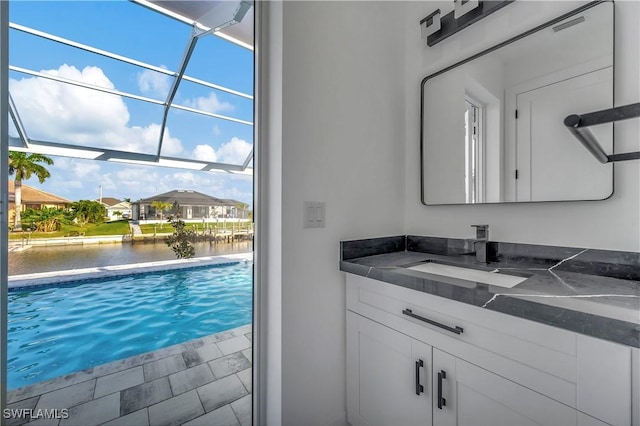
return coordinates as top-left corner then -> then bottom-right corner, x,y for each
469,224 -> 489,264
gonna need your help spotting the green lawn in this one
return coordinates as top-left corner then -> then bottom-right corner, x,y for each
140,224 -> 176,234
82,220 -> 131,236
9,220 -> 131,240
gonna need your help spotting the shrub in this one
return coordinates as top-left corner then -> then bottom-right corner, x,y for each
165,215 -> 196,259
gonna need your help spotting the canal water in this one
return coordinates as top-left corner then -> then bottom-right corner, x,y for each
8,241 -> 253,276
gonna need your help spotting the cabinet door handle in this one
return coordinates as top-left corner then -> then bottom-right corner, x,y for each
415,359 -> 424,395
437,370 -> 447,409
402,309 -> 464,335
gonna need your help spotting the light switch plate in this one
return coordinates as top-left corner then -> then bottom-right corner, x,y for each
304,201 -> 326,228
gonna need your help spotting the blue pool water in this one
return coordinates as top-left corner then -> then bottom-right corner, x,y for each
8,262 -> 253,390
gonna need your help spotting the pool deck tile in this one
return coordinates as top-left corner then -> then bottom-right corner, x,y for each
143,355 -> 187,382
24,417 -> 60,426
60,393 -> 120,426
237,368 -> 252,393
182,404 -> 240,426
8,369 -> 97,405
168,364 -> 215,396
217,335 -> 252,356
92,352 -> 156,378
201,330 -> 237,345
36,379 -> 96,412
147,390 -> 204,426
120,377 -> 172,416
192,342 -> 224,364
209,352 -> 251,380
196,374 -> 248,413
5,396 -> 40,426
233,324 -> 252,336
102,409 -> 149,426
231,394 -> 252,426
9,325 -> 252,426
94,367 -> 144,399
181,349 -> 204,369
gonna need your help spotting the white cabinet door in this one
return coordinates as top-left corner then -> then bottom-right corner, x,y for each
432,349 -> 578,426
577,334 -> 632,426
347,311 -> 432,426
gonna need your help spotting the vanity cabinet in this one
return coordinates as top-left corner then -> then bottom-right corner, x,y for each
347,312 -> 432,426
346,274 -> 634,426
432,348 -> 579,426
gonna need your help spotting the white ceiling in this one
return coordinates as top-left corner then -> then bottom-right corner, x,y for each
150,1 -> 254,48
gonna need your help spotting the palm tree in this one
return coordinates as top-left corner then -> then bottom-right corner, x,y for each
151,200 -> 172,228
9,152 -> 54,231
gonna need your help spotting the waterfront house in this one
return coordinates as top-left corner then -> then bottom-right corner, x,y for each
98,197 -> 132,221
132,189 -> 239,221
8,180 -> 70,226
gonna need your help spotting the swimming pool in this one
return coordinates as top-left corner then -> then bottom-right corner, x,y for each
8,262 -> 253,390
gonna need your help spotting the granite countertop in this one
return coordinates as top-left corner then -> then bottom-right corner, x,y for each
340,236 -> 640,348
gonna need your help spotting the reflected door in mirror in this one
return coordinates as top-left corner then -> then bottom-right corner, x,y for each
421,1 -> 614,205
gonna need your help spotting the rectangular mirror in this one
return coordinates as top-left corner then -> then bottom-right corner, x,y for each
421,0 -> 614,205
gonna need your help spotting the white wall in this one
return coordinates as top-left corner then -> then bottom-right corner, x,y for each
405,1 -> 640,251
280,2 -> 406,424
268,1 -> 638,424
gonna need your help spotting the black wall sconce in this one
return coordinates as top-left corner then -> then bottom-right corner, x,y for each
420,0 -> 514,47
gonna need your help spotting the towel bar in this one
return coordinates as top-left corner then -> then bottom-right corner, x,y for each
564,102 -> 640,164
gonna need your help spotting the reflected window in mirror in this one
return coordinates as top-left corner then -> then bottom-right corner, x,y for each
464,97 -> 483,204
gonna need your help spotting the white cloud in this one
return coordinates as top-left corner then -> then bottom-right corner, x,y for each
192,144 -> 217,162
137,67 -> 171,98
99,173 -> 117,192
184,92 -> 234,114
9,64 -> 183,156
217,137 -> 252,164
116,167 -> 162,187
172,172 -> 200,187
64,180 -> 84,189
222,185 -> 253,202
212,125 -> 221,137
191,137 -> 252,165
73,162 -> 100,179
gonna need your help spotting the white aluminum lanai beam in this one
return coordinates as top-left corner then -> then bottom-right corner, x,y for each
133,0 -> 254,51
9,22 -> 253,100
156,29 -> 200,160
8,93 -> 29,148
9,65 -> 164,105
155,0 -> 252,160
6,4 -> 254,175
9,65 -> 252,125
9,137 -> 250,173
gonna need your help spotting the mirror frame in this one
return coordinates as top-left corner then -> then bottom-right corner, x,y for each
420,0 -> 614,206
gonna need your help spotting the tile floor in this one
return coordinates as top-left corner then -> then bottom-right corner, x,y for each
6,324 -> 252,426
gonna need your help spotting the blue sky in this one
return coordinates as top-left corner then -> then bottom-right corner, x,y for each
8,1 -> 254,206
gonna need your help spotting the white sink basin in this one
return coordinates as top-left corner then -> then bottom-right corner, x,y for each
407,262 -> 527,288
